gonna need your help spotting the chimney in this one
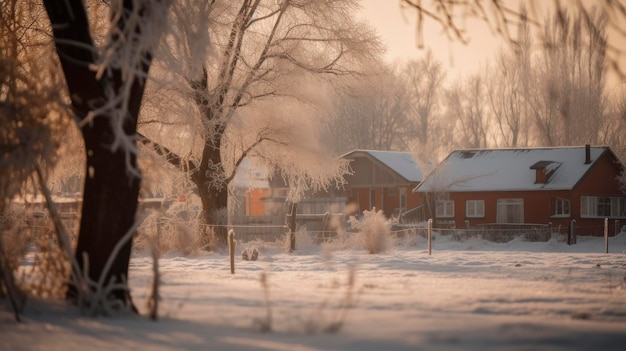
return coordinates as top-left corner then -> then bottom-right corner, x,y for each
530,161 -> 553,184
584,144 -> 591,164
535,168 -> 547,183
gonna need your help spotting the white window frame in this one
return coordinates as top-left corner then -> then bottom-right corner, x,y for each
551,197 -> 571,218
581,195 -> 626,218
496,198 -> 524,223
436,200 -> 454,218
466,200 -> 485,218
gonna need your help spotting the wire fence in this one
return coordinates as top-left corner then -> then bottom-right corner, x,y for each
306,221 -> 623,245
199,223 -> 289,243
10,207 -> 623,248
273,224 -> 553,245
17,211 -> 80,241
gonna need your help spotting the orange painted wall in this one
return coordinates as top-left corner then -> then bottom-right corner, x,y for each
245,188 -> 269,216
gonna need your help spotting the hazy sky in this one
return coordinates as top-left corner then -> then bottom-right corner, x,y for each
359,1 -> 626,88
359,0 -> 504,79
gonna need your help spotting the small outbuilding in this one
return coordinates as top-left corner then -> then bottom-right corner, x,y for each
342,150 -> 424,220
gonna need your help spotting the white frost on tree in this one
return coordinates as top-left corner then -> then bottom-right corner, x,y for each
140,0 -> 382,240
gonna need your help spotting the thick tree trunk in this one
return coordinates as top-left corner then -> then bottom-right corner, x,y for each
72,124 -> 141,302
44,0 -> 153,306
188,66 -> 230,248
191,137 -> 229,249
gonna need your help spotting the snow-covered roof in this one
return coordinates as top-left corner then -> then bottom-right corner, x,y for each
414,146 -> 615,193
343,150 -> 423,182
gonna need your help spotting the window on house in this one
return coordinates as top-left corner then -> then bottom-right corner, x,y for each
466,200 -> 485,218
436,200 -> 454,218
551,197 -> 571,217
581,196 -> 626,218
399,188 -> 407,210
497,199 -> 524,223
369,189 -> 376,209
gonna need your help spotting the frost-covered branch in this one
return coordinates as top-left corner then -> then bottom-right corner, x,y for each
401,0 -> 626,80
88,0 -> 169,177
137,132 -> 197,171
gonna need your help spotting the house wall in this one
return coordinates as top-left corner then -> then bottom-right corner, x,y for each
348,188 -> 369,215
341,151 -> 425,218
348,185 -> 420,218
444,190 -> 571,228
345,157 -> 406,187
570,152 -> 624,235
406,186 -> 421,210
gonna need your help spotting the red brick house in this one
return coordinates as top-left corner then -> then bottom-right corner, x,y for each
413,145 -> 626,236
342,150 -> 423,219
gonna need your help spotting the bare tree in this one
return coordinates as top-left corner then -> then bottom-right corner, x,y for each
1,1 -> 60,204
602,89 -> 626,162
528,9 -> 608,146
0,1 -> 66,314
447,73 -> 490,149
402,50 -> 446,148
486,10 -> 532,148
400,2 -> 614,149
41,0 -> 168,306
400,0 -> 626,78
486,52 -> 526,147
324,63 -> 409,153
142,0 -> 381,245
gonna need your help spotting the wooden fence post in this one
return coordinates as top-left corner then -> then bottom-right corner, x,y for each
604,218 -> 608,254
228,229 -> 235,274
568,219 -> 576,245
427,218 -> 432,256
287,202 -> 297,252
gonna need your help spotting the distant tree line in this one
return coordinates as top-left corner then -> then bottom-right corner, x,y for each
324,6 -> 626,169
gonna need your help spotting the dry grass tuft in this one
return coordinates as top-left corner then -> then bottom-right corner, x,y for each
348,208 -> 391,254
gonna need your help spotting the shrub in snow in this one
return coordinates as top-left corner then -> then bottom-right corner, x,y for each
279,227 -> 316,253
0,205 -> 30,272
1,204 -> 72,300
26,227 -> 72,299
135,211 -> 201,257
348,208 -> 391,254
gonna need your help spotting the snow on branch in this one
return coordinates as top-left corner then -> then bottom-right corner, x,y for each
86,0 -> 169,176
224,92 -> 350,203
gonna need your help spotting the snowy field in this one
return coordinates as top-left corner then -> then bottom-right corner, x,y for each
2,232 -> 626,351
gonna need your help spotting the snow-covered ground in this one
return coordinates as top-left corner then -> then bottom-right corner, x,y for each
2,232 -> 626,351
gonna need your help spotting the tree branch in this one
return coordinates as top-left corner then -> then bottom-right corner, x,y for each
137,132 -> 197,171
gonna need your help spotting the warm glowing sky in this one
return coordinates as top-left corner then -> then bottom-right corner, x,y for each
359,0 -> 506,79
359,0 -> 626,89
